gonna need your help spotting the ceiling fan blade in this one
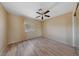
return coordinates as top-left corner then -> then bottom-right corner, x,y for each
44,10 -> 50,14
36,16 -> 40,18
41,15 -> 43,20
36,12 -> 41,14
74,2 -> 79,16
45,15 -> 50,17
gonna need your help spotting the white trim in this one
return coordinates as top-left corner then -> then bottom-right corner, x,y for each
72,16 -> 77,47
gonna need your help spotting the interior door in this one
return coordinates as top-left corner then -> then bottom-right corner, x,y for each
76,6 -> 79,55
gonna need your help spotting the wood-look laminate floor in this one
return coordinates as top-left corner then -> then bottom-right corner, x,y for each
3,37 -> 77,56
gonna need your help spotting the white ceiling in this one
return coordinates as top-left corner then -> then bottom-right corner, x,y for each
1,2 -> 75,20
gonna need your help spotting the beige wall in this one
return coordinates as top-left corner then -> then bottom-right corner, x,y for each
0,4 -> 8,55
43,12 -> 73,46
24,18 -> 42,39
8,13 -> 25,44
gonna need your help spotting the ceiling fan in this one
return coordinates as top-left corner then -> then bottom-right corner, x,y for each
36,9 -> 50,20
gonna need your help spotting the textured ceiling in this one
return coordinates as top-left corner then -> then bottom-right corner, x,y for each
1,2 -> 75,20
